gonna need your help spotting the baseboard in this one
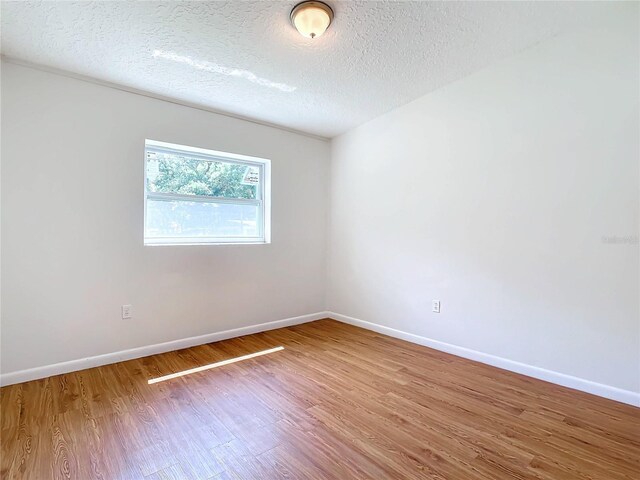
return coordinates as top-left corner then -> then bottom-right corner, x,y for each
5,311 -> 638,407
0,311 -> 329,387
328,312 -> 640,407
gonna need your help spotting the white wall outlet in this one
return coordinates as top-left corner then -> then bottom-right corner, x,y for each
121,304 -> 132,319
432,300 -> 441,313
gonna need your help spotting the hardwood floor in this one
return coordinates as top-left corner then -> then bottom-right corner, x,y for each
1,319 -> 638,479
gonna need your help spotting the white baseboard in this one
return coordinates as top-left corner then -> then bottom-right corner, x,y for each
0,312 -> 329,387
328,312 -> 640,407
4,311 -> 638,407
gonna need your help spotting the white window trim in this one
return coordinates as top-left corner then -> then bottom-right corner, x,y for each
144,139 -> 271,246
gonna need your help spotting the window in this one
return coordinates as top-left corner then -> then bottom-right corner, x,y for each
144,140 -> 270,245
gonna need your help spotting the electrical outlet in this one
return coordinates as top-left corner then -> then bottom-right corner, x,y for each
432,300 -> 441,313
121,304 -> 132,319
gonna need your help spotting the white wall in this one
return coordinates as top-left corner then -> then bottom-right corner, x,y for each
1,61 -> 329,374
327,12 -> 639,393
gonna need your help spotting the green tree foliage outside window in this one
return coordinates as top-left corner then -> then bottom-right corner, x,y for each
145,152 -> 261,238
147,153 -> 258,199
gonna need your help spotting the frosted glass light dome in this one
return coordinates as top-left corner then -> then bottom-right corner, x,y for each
290,1 -> 334,39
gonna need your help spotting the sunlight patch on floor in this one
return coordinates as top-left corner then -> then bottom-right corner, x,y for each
148,346 -> 285,384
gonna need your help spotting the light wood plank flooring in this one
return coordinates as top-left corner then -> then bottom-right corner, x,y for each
1,319 -> 638,479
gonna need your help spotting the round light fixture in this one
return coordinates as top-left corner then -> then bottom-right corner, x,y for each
290,1 -> 334,39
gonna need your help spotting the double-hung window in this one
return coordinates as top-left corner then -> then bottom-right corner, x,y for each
144,140 -> 270,245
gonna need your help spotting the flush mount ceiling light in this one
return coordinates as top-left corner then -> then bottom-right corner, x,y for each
290,1 -> 334,39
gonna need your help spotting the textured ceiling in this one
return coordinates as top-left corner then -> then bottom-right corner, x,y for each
0,1 -> 621,138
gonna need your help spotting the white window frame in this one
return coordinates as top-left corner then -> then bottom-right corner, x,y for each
144,139 -> 271,246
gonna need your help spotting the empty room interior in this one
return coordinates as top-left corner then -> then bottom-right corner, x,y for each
1,1 -> 639,479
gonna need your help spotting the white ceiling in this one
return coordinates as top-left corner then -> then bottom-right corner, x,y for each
0,1 -> 619,138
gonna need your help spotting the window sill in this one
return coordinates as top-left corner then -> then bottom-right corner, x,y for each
144,240 -> 270,247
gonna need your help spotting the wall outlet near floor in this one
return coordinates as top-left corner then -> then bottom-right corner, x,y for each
121,304 -> 132,319
432,300 -> 441,313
